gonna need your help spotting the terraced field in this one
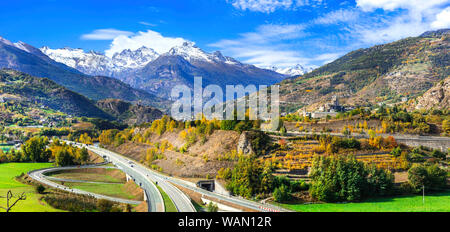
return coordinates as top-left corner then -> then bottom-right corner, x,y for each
265,139 -> 404,172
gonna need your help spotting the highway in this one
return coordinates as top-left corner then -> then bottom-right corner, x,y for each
87,145 -> 196,212
87,145 -> 287,212
28,164 -> 142,205
80,145 -> 165,212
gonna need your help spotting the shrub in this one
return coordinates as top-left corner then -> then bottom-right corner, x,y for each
331,137 -> 361,152
431,149 -> 446,160
43,192 -> 97,212
408,153 -> 426,162
408,163 -> 447,192
206,202 -> 219,212
36,184 -> 45,194
390,147 -> 402,157
97,199 -> 114,212
289,180 -> 309,192
273,185 -> 290,202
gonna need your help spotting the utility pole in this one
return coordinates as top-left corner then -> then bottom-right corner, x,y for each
422,185 -> 425,205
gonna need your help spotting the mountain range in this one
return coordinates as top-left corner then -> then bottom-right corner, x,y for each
0,36 -> 170,110
41,41 -> 288,99
40,42 -> 309,79
40,46 -> 159,77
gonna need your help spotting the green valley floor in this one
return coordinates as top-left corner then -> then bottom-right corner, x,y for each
0,163 -> 64,212
277,191 -> 450,212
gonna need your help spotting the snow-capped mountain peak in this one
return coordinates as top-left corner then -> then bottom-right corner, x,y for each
40,46 -> 160,76
267,64 -> 313,76
0,36 -> 15,46
13,41 -> 32,52
40,47 -> 109,73
112,46 -> 158,69
166,41 -> 212,62
210,51 -> 240,65
0,37 -> 33,53
164,42 -> 241,65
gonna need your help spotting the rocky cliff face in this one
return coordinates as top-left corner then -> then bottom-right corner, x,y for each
237,131 -> 255,155
413,77 -> 450,110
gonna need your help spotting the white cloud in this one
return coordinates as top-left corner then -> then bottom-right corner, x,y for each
314,9 -> 359,25
81,29 -> 134,40
211,23 -> 306,46
209,23 -> 324,68
228,0 -> 294,13
354,0 -> 449,44
431,7 -> 450,29
139,21 -> 157,27
104,30 -> 189,57
356,0 -> 447,12
353,13 -> 429,44
227,0 -> 322,13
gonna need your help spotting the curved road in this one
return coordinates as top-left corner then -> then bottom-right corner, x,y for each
77,145 -> 165,212
28,164 -> 142,205
88,145 -> 196,212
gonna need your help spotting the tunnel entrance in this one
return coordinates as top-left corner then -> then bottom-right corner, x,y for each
196,180 -> 215,192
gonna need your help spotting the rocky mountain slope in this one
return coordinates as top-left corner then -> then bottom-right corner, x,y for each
411,76 -> 450,110
277,29 -> 449,113
0,36 -> 170,110
0,69 -> 111,119
96,99 -> 163,125
134,42 -> 286,98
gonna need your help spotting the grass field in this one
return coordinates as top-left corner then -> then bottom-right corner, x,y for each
0,162 -> 64,212
63,182 -> 138,200
155,184 -> 177,212
278,191 -> 450,212
48,170 -> 125,183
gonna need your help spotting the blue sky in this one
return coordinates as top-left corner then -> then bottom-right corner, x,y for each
1,0 -> 449,68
